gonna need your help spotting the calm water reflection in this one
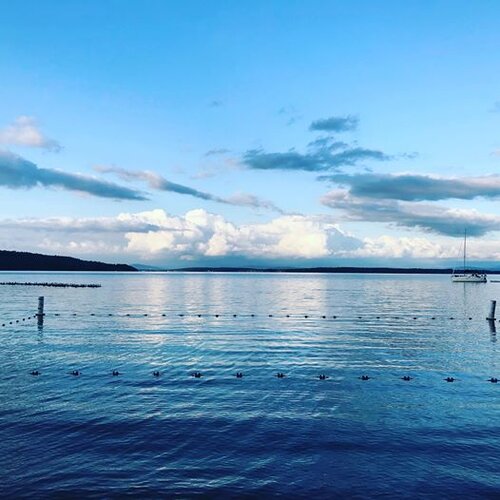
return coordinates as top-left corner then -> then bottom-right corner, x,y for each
0,272 -> 498,497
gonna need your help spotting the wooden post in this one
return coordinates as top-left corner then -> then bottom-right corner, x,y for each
487,300 -> 496,321
37,296 -> 44,326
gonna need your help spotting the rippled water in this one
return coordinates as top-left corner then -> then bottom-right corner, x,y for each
0,272 -> 499,498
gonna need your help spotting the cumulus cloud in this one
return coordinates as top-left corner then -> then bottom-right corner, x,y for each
309,115 -> 359,132
0,209 -> 362,260
320,172 -> 500,201
0,150 -> 147,200
97,165 -> 284,213
0,116 -> 61,152
321,189 -> 500,236
3,208 -> 500,262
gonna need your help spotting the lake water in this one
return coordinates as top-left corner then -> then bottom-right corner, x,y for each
0,272 -> 498,498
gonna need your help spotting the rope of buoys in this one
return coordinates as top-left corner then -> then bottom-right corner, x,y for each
22,371 -> 499,385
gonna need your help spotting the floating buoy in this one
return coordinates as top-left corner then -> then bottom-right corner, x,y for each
112,370 -> 120,376
197,314 -> 202,317
413,317 -> 417,320
469,317 -> 472,320
401,376 -> 412,381
215,314 -> 219,318
286,314 -> 290,318
318,374 -> 329,380
233,314 -> 237,317
144,314 -> 148,317
30,370 -> 40,376
332,316 -> 337,319
192,372 -> 202,378
376,316 -> 380,319
360,375 -> 370,381
444,377 -> 455,382
71,370 -> 80,376
276,372 -> 285,378
153,371 -> 161,377
235,372 -> 243,378
449,317 -> 454,320
126,313 -> 130,317
322,315 -> 326,319
304,315 -> 308,318
269,314 -> 273,317
251,314 -> 255,317
487,377 -> 498,383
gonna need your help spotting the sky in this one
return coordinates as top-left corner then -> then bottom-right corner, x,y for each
1,0 -> 500,267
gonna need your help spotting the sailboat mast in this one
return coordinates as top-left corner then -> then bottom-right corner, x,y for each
464,229 -> 467,270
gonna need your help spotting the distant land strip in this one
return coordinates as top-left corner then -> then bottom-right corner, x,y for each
0,250 -> 136,272
0,282 -> 101,288
164,267 -> 500,274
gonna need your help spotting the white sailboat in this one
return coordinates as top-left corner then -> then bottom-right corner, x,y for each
451,230 -> 487,283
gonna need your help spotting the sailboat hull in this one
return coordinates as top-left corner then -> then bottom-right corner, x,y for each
451,274 -> 487,283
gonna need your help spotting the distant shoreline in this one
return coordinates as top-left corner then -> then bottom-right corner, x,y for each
157,267 -> 500,275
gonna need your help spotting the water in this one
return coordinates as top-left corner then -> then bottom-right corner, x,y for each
0,272 -> 498,498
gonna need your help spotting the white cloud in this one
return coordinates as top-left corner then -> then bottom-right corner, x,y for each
0,116 -> 61,152
2,208 -> 499,263
124,209 -> 360,259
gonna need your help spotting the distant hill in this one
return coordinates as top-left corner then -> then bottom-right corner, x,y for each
0,250 -> 137,272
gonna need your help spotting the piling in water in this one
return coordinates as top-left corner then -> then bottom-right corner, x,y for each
487,300 -> 496,321
37,296 -> 44,326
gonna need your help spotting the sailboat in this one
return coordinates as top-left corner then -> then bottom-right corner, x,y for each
451,230 -> 487,283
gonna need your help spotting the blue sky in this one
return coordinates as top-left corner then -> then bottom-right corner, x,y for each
1,0 -> 500,266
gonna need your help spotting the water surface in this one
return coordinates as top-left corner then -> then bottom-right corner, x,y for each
0,272 -> 498,497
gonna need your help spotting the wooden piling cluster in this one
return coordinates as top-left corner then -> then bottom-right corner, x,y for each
0,282 -> 101,288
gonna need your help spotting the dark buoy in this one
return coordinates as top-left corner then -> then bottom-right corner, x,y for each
304,315 -> 308,318
269,314 -> 273,317
431,317 -> 436,320
276,372 -> 285,378
90,314 -> 95,316
112,370 -> 120,376
376,316 -> 380,319
233,314 -> 237,317
251,314 -> 255,317
192,372 -> 202,378
286,314 -> 290,318
179,314 -> 184,317
235,372 -> 243,378
215,314 -> 219,318
487,377 -> 498,383
469,317 -> 472,320
30,370 -> 40,376
444,377 -> 455,382
198,314 -> 202,317
322,315 -> 326,319
332,315 -> 337,319
71,370 -> 80,376
153,371 -> 161,377
360,375 -> 370,381
401,376 -> 413,381
318,374 -> 329,380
